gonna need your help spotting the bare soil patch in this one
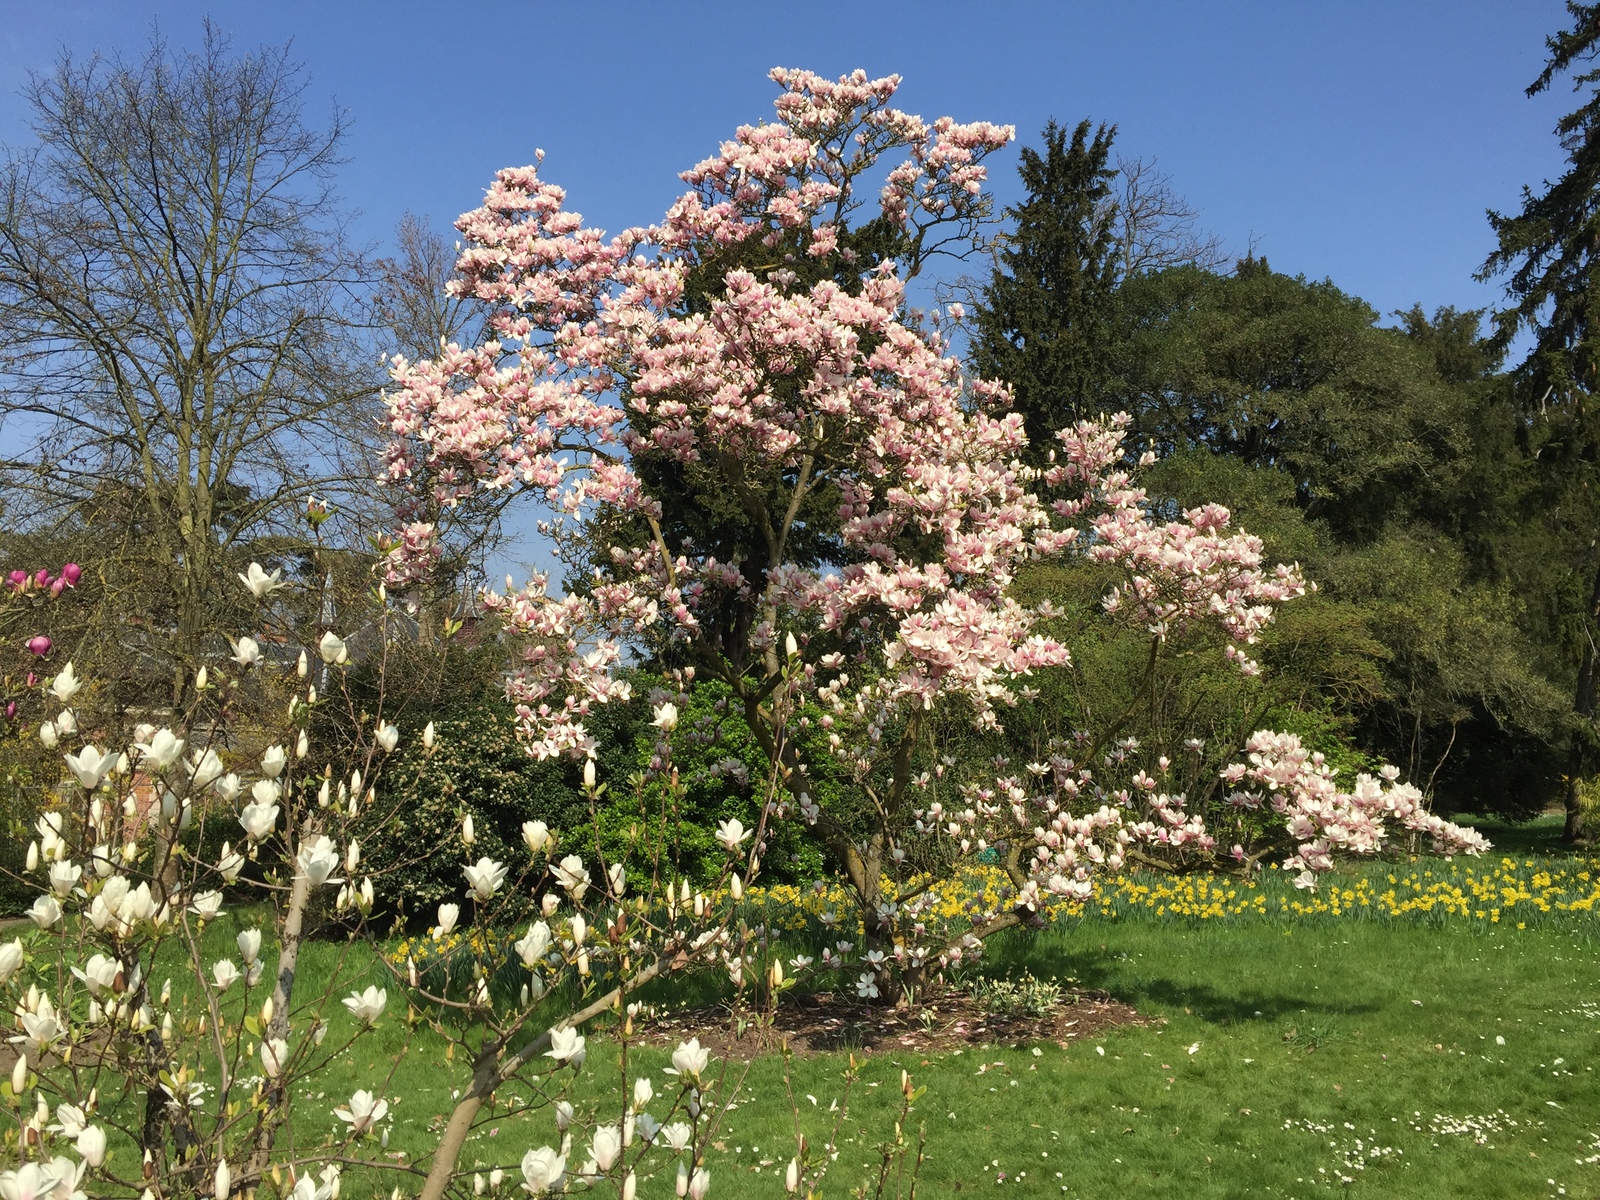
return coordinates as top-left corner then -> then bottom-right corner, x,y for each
635,987 -> 1157,1060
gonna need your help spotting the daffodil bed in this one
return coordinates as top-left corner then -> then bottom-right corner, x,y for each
388,854 -> 1600,983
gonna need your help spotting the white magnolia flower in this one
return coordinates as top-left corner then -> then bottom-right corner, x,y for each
650,701 -> 679,732
74,1125 -> 105,1168
318,630 -> 348,665
0,1162 -> 67,1200
49,662 -> 81,704
658,1121 -> 693,1151
28,894 -> 62,929
287,1172 -> 333,1200
589,1125 -> 622,1172
135,728 -> 185,770
341,986 -> 387,1024
670,1038 -> 710,1080
632,1076 -> 654,1110
544,1027 -> 586,1064
63,745 -> 116,790
211,960 -> 242,991
188,748 -> 225,789
55,709 -> 77,736
190,890 -> 225,919
376,724 -> 399,753
47,860 -> 81,897
334,1089 -> 389,1134
463,857 -> 507,902
296,836 -> 340,886
237,928 -> 262,964
71,953 -> 119,997
634,1112 -> 662,1143
260,1037 -> 289,1078
514,922 -> 551,968
519,1146 -> 566,1195
50,1104 -> 87,1139
260,745 -> 287,779
239,802 -> 279,842
688,1167 -> 710,1200
213,773 -> 243,803
230,636 -> 262,668
37,721 -> 58,749
217,843 -> 246,883
855,972 -> 880,1000
569,914 -> 587,946
435,903 -> 460,937
521,820 -> 549,854
715,818 -> 751,852
239,562 -> 286,599
551,855 -> 590,900
18,998 -> 62,1054
0,940 -> 23,986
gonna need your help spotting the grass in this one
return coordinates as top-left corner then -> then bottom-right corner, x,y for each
51,815 -> 1600,1199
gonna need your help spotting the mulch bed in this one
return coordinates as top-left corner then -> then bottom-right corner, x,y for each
634,987 -> 1158,1059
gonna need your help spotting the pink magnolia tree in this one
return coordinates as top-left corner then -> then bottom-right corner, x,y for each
382,67 -> 1488,999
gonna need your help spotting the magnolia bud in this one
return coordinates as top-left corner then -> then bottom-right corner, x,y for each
730,874 -> 743,901
462,814 -> 475,846
11,1054 -> 25,1098
785,631 -> 798,658
583,758 -> 596,790
260,996 -> 274,1026
297,730 -> 309,759
25,842 -> 37,872
296,650 -> 308,679
214,1160 -> 231,1200
785,1159 -> 799,1193
422,721 -> 436,751
195,665 -> 208,691
676,1163 -> 688,1198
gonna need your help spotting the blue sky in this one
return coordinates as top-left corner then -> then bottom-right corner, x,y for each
0,0 -> 1576,575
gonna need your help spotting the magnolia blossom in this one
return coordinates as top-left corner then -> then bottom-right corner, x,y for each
47,860 -> 80,897
49,663 -> 81,704
514,922 -> 552,967
544,1027 -> 586,1064
520,1147 -> 566,1195
650,702 -> 679,732
0,941 -> 22,986
342,986 -> 387,1024
237,928 -> 262,964
589,1125 -> 622,1172
261,744 -> 287,778
71,954 -> 118,996
551,855 -> 590,900
334,1089 -> 389,1134
240,802 -> 279,843
28,894 -> 61,929
62,746 -> 116,790
217,842 -> 246,883
190,890 -> 224,919
521,820 -> 550,854
376,724 -> 400,753
212,960 -> 242,991
464,857 -> 507,901
714,818 -> 751,852
135,728 -> 185,770
231,636 -> 262,667
319,631 -> 348,665
295,836 -> 340,886
670,1037 -> 710,1080
238,562 -> 286,598
260,1037 -> 289,1077
435,903 -> 461,936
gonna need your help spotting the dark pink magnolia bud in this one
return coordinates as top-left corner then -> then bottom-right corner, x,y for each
24,635 -> 50,657
3,702 -> 14,720
32,569 -> 51,589
25,673 -> 37,688
49,578 -> 65,598
60,563 -> 81,587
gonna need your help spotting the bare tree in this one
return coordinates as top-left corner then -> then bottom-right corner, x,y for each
0,25 -> 384,705
1105,154 -> 1229,277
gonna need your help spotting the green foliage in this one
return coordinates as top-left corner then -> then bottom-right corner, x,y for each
972,118 -> 1120,456
970,970 -> 1064,1019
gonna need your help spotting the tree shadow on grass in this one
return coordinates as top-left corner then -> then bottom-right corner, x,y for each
988,941 -> 1379,1027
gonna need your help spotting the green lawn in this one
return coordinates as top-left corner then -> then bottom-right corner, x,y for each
122,880 -> 1596,1200
58,813 -> 1599,1199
